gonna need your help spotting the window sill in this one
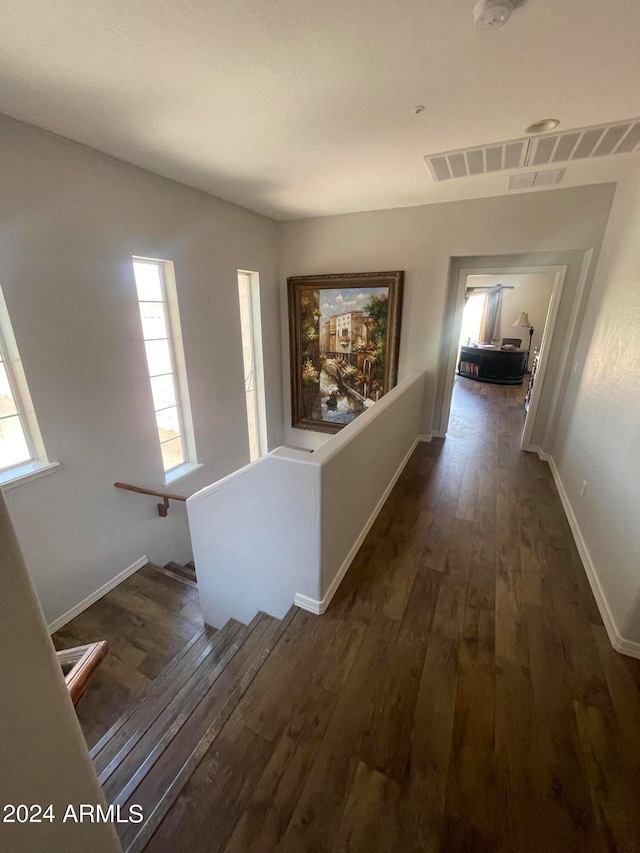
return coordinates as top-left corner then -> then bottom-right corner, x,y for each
163,462 -> 203,488
0,460 -> 60,491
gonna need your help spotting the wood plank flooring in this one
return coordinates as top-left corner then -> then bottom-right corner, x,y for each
52,564 -> 203,749
143,376 -> 640,853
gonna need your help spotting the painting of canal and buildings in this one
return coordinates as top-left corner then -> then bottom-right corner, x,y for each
288,271 -> 403,433
316,287 -> 386,424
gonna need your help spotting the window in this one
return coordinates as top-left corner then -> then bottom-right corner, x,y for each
0,287 -> 55,487
132,258 -> 198,484
237,271 -> 268,462
459,292 -> 487,346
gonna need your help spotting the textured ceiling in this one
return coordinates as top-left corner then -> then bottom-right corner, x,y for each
0,0 -> 639,219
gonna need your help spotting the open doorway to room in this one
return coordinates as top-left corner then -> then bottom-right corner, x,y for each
441,263 -> 569,453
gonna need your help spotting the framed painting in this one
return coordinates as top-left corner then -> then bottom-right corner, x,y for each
288,271 -> 404,433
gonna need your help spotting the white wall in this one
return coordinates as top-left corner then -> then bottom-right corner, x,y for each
0,491 -> 121,853
0,114 -> 283,627
278,184 -> 616,450
187,448 -> 321,628
552,172 -> 640,650
187,372 -> 425,626
317,371 -> 425,597
465,272 -> 555,354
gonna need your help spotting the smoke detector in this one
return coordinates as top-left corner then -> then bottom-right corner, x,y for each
473,0 -> 513,30
526,119 -> 560,135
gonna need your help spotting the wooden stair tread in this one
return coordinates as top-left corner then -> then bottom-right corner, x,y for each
95,621 -> 242,785
89,627 -> 207,762
111,608 -> 297,853
145,562 -> 198,588
125,613 -> 281,798
112,613 -> 275,823
164,561 -> 197,584
100,616 -> 256,800
90,623 -> 228,775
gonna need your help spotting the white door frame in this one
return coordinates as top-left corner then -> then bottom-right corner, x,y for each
440,263 -> 568,450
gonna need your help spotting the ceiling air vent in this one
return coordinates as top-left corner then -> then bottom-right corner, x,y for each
424,118 -> 640,181
425,139 -> 528,181
508,169 -> 565,190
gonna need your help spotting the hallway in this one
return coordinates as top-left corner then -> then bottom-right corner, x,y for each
142,376 -> 640,852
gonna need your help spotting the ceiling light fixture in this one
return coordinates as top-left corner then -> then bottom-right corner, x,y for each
473,0 -> 513,30
525,118 -> 561,135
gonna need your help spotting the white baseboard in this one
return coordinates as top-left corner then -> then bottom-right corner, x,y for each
613,632 -> 640,659
527,444 -> 551,461
48,555 -> 148,634
545,455 -> 640,661
293,592 -> 323,615
418,431 -> 446,442
295,435 -> 421,616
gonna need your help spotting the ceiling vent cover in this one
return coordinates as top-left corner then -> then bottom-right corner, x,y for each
508,169 -> 566,190
424,118 -> 640,181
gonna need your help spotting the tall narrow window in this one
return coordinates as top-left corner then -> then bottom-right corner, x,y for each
237,271 -> 268,462
0,286 -> 53,486
133,258 -> 198,483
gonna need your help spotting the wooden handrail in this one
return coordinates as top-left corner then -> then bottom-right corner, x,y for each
57,641 -> 108,706
114,482 -> 187,517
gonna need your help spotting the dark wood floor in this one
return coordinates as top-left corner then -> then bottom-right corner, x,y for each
53,564 -> 203,748
140,376 -> 640,852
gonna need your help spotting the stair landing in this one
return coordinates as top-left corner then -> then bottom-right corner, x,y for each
52,562 -> 203,748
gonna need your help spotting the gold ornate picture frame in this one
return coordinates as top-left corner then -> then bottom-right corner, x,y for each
288,271 -> 404,433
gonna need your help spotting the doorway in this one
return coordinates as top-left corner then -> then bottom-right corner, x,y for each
440,263 -> 568,451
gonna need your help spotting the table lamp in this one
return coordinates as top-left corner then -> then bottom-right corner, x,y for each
513,311 -> 534,370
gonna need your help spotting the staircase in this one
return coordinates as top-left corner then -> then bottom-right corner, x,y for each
151,560 -> 198,588
89,561 -> 296,852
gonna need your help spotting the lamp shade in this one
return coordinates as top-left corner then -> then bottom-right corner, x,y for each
513,311 -> 530,328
